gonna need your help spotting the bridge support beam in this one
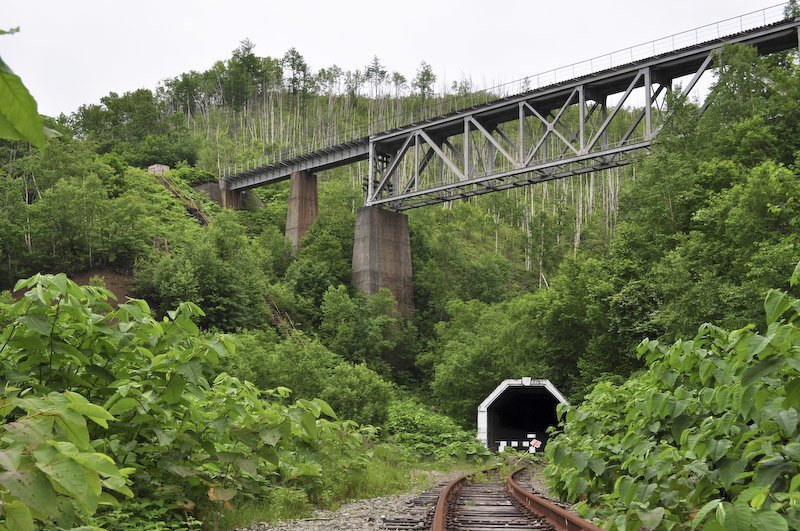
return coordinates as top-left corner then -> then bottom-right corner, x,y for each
352,206 -> 414,317
286,171 -> 318,250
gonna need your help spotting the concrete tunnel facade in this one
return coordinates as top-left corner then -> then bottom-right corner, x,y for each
477,378 -> 567,452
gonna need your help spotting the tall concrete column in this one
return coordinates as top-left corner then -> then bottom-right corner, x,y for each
286,171 -> 318,250
352,206 -> 414,317
218,179 -> 243,209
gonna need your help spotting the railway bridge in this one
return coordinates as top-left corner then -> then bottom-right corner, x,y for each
218,6 -> 800,314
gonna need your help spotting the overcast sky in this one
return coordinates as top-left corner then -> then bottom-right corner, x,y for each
2,0 -> 786,117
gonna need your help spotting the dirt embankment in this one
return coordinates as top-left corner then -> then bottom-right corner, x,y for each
10,269 -> 133,305
69,269 -> 133,304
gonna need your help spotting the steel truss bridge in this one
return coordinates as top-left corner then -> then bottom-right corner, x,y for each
222,9 -> 800,211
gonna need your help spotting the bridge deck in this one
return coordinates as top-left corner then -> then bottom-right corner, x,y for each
223,15 -> 799,193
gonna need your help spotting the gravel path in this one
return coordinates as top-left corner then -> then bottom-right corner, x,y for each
239,470 -> 466,531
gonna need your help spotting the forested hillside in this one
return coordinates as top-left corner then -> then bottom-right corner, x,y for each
1,27 -> 800,529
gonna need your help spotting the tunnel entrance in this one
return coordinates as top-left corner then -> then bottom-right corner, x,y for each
477,378 -> 566,452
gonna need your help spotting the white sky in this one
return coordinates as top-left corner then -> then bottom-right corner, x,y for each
2,0 -> 786,117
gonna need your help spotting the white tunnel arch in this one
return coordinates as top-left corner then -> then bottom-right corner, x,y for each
477,378 -> 568,451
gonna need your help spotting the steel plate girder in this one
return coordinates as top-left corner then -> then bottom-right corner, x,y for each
227,140 -> 369,191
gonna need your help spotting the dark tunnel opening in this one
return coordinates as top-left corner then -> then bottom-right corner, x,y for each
487,387 -> 559,452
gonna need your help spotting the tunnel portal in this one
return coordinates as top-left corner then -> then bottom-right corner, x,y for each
477,378 -> 567,452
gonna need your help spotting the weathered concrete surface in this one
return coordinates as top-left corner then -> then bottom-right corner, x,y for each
193,182 -> 224,205
286,171 -> 318,250
352,207 -> 413,317
196,182 -> 263,210
218,179 -> 244,209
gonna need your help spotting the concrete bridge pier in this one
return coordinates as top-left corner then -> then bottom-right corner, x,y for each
352,206 -> 414,317
218,179 -> 244,209
286,171 -> 318,250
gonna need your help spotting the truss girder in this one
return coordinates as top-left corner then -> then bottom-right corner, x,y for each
366,59 -> 689,210
223,18 -> 800,198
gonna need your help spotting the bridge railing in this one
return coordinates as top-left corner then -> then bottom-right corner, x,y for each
481,3 -> 788,99
222,2 -> 791,179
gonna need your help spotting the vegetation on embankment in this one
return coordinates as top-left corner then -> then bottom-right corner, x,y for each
544,264 -> 800,530
0,275 -> 490,530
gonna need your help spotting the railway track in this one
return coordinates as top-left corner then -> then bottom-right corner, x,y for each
421,464 -> 601,531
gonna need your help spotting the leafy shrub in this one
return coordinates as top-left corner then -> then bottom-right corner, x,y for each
319,286 -> 418,380
0,392 -> 132,530
0,274 -> 374,528
319,363 -> 393,427
231,331 -> 393,428
168,163 -> 216,187
386,398 -> 490,462
544,265 -> 800,530
133,211 -> 270,330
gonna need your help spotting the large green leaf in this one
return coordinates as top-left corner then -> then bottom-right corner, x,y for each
764,290 -> 791,324
636,507 -> 664,529
724,500 -> 752,531
742,357 -> 783,387
0,466 -> 56,518
615,476 -> 636,505
161,373 -> 186,404
588,458 -> 606,476
784,379 -> 800,409
107,397 -> 139,416
571,451 -> 589,471
66,402 -> 115,429
35,453 -> 98,512
753,511 -> 788,531
17,315 -> 52,336
777,408 -> 798,436
691,498 -> 721,529
0,67 -> 44,147
301,410 -> 318,439
4,498 -> 34,531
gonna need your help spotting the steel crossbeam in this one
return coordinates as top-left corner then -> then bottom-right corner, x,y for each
223,17 -> 800,205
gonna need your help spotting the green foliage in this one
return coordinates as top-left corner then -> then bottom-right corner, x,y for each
228,331 -> 393,428
0,392 -> 132,530
318,363 -> 393,428
283,200 -> 355,319
168,163 -> 216,187
386,398 -> 490,462
0,274 -> 375,528
133,211 -> 270,330
544,272 -> 800,529
0,151 -> 201,283
71,89 -> 198,167
319,286 -> 417,379
0,29 -> 54,148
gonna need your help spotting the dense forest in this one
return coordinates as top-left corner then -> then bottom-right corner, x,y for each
1,16 -> 800,529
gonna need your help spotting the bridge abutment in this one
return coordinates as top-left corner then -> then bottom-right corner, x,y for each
218,179 -> 244,209
286,171 -> 318,250
352,206 -> 414,317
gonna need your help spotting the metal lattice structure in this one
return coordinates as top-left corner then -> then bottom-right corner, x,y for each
223,10 -> 800,211
365,19 -> 798,210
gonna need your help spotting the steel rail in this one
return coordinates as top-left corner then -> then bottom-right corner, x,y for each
430,470 -> 470,531
431,465 -> 601,531
506,467 -> 602,531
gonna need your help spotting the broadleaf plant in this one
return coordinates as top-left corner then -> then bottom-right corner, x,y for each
0,274 -> 375,528
545,264 -> 800,530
